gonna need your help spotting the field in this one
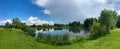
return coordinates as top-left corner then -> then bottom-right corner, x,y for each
0,28 -> 120,49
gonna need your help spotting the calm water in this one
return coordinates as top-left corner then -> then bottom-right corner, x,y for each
34,28 -> 89,38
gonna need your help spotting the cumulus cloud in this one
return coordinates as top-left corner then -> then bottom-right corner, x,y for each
0,16 -> 54,25
0,19 -> 12,25
32,0 -> 120,23
25,16 -> 54,25
32,0 -> 49,7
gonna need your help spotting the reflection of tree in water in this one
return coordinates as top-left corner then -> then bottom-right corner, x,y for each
54,28 -> 63,30
37,28 -> 42,30
69,28 -> 81,33
37,28 -> 54,31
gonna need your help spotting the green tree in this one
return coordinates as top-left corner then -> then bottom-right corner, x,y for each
54,23 -> 65,27
31,24 -> 36,28
116,15 -> 120,28
99,9 -> 117,33
24,27 -> 35,36
90,21 -> 107,39
84,18 -> 97,30
69,21 -> 81,27
5,22 -> 12,31
19,23 -> 27,30
12,18 -> 21,28
5,22 -> 10,28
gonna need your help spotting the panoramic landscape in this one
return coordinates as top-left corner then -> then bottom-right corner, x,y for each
1,0 -> 120,49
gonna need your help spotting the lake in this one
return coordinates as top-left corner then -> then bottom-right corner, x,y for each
34,28 -> 89,38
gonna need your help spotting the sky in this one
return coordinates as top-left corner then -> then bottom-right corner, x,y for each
0,0 -> 120,25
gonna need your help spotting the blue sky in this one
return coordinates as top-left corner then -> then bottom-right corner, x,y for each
0,0 -> 57,25
0,0 -> 51,20
0,0 -> 120,25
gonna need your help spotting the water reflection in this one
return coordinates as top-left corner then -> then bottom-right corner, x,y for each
69,28 -> 81,33
34,28 -> 86,38
54,28 -> 63,30
35,28 -> 54,38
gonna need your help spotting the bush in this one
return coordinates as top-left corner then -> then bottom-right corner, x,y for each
23,27 -> 35,36
89,21 -> 107,39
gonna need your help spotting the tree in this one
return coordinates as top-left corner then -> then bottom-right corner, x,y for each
12,18 -> 21,28
90,21 -> 107,39
5,22 -> 12,31
69,21 -> 81,27
116,15 -> 120,28
19,22 -> 27,30
99,9 -> 117,33
54,23 -> 65,27
31,24 -> 36,28
5,22 -> 10,28
84,18 -> 97,30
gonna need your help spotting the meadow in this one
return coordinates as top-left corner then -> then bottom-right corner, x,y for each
0,28 -> 120,49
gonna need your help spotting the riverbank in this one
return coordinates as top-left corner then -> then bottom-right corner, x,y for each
0,28 -> 120,49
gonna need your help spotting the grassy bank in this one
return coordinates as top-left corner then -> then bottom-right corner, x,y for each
0,28 -> 120,49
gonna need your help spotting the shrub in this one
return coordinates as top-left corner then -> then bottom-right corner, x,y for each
89,21 -> 107,39
23,27 -> 35,36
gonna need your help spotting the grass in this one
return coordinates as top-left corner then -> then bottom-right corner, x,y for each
0,28 -> 35,49
78,29 -> 120,49
0,28 -> 120,49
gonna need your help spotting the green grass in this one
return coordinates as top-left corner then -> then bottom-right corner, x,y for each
0,28 -> 120,49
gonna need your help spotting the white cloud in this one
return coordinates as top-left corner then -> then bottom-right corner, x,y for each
33,0 -> 49,7
117,10 -> 120,15
43,9 -> 50,15
26,16 -> 54,25
0,16 -> 54,25
96,0 -> 107,4
0,19 -> 12,25
32,0 -> 120,23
